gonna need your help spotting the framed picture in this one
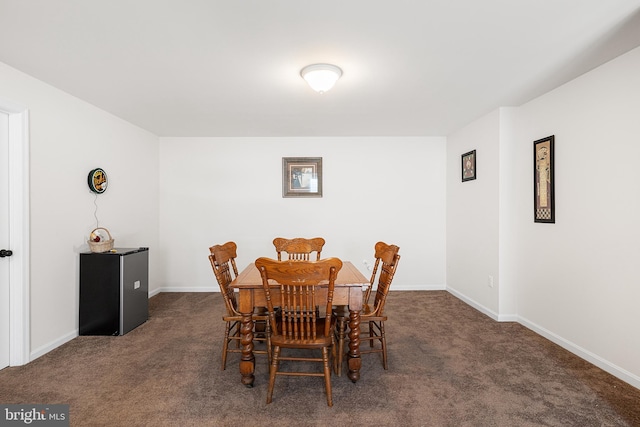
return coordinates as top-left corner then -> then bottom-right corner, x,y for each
282,157 -> 323,198
534,135 -> 555,223
461,150 -> 476,182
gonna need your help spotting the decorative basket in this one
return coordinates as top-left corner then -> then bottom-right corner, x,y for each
87,227 -> 115,253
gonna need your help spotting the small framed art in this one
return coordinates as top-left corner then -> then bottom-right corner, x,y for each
461,150 -> 476,182
282,157 -> 323,198
534,135 -> 555,223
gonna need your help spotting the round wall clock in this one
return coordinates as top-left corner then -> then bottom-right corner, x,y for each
88,168 -> 108,194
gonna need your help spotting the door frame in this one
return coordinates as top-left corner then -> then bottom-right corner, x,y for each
0,97 -> 30,366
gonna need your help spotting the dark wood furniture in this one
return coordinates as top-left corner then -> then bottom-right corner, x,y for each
255,257 -> 342,406
272,237 -> 325,261
231,260 -> 368,387
334,242 -> 400,375
209,242 -> 271,370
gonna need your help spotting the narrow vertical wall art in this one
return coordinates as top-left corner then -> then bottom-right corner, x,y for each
461,150 -> 476,182
534,136 -> 555,223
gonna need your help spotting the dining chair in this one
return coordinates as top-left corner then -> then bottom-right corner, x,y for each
333,241 -> 400,375
255,257 -> 342,407
272,237 -> 325,261
209,242 -> 271,370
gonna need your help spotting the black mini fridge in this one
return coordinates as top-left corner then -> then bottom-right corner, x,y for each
79,247 -> 149,336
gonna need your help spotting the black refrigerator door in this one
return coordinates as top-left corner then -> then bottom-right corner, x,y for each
120,250 -> 149,334
79,254 -> 120,335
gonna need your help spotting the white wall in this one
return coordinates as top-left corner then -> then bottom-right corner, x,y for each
0,62 -> 160,359
446,110 -> 501,316
158,137 -> 447,292
511,46 -> 640,387
447,46 -> 640,388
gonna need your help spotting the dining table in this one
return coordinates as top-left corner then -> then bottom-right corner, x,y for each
231,260 -> 369,387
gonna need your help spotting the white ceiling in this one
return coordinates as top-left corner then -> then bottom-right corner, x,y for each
1,1 -> 639,137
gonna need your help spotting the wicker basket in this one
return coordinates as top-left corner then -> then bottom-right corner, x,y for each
87,227 -> 115,253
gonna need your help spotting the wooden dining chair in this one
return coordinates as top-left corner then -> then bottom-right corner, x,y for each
333,241 -> 400,375
272,237 -> 325,261
255,257 -> 342,407
209,242 -> 271,370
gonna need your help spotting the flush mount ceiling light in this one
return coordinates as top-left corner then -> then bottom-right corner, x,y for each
300,63 -> 342,94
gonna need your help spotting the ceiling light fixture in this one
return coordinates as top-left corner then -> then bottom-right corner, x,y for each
300,63 -> 342,94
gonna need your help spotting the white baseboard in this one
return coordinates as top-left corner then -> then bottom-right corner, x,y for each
30,330 -> 77,362
151,286 -> 216,295
446,287 -> 640,390
447,288 -> 640,389
29,288 -> 214,361
392,284 -> 446,291
518,316 -> 640,390
446,286 -> 500,320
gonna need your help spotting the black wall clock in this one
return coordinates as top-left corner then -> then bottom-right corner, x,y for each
88,168 -> 108,194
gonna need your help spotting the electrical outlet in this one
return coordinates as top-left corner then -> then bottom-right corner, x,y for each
134,280 -> 141,290
362,259 -> 372,271
488,275 -> 494,288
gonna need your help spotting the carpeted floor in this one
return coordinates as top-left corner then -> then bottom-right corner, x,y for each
1,291 -> 639,426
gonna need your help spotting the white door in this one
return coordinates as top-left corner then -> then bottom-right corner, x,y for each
0,111 -> 9,370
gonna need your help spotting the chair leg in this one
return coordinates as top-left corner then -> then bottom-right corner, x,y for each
335,318 -> 346,376
265,320 -> 272,364
322,346 -> 333,407
331,333 -> 338,372
369,320 -> 375,347
266,346 -> 280,404
380,321 -> 388,370
221,322 -> 231,370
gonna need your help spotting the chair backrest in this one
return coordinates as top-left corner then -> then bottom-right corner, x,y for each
255,257 -> 342,340
209,242 -> 240,316
364,242 -> 400,316
272,237 -> 326,261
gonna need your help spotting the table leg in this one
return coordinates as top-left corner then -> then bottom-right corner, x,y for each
347,309 -> 361,383
239,312 -> 255,387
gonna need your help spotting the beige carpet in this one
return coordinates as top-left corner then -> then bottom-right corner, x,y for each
1,291 -> 639,426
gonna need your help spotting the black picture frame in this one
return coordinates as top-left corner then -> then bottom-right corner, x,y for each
282,157 -> 323,198
534,135 -> 555,223
461,150 -> 476,182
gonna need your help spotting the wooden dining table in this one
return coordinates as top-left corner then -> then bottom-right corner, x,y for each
231,260 -> 369,387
